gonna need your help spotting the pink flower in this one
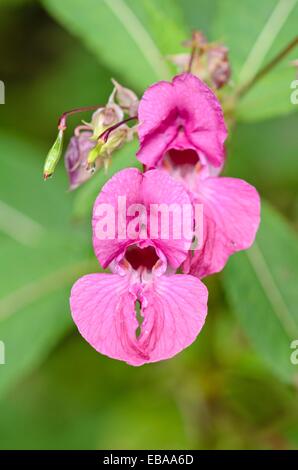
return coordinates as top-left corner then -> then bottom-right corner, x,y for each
183,172 -> 260,278
137,73 -> 260,277
70,168 -> 208,366
137,73 -> 227,169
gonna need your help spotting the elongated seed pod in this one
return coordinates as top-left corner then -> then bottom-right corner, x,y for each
43,129 -> 64,180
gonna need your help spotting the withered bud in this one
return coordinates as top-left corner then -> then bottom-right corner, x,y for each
207,45 -> 231,89
111,79 -> 139,117
90,103 -> 123,139
167,53 -> 190,72
64,131 -> 99,190
168,51 -> 209,83
173,30 -> 231,90
183,30 -> 207,50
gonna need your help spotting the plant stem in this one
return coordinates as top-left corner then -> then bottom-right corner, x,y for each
188,46 -> 196,73
58,105 -> 103,131
237,36 -> 298,98
98,116 -> 138,143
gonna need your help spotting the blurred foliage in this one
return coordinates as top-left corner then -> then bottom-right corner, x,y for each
223,202 -> 298,384
213,0 -> 298,120
0,0 -> 297,450
43,0 -> 187,90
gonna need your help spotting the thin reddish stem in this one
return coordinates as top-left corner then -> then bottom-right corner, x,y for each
58,105 -> 103,131
98,116 -> 138,143
74,124 -> 93,137
188,46 -> 196,73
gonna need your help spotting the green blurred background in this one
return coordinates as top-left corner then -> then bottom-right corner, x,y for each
0,0 -> 298,450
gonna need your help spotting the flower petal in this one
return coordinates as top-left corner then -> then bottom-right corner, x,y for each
187,176 -> 260,277
136,125 -> 178,168
92,168 -> 143,268
64,132 -> 96,190
70,273 -> 143,365
138,274 -> 208,363
137,80 -> 175,137
172,73 -> 227,167
70,272 -> 208,366
137,73 -> 227,168
142,170 -> 193,268
136,79 -> 180,167
92,168 -> 193,270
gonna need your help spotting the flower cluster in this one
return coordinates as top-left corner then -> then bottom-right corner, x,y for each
43,79 -> 139,187
68,73 -> 260,366
44,36 -> 260,366
168,31 -> 231,90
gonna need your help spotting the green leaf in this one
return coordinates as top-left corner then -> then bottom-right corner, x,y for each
213,0 -> 298,121
0,132 -> 72,231
125,0 -> 187,55
0,133 -> 98,397
0,333 -> 189,449
236,63 -> 298,121
0,0 -> 28,5
226,113 -> 298,192
0,235 -> 97,398
222,201 -> 298,384
1,47 -> 112,142
178,0 -> 219,37
42,0 -> 187,91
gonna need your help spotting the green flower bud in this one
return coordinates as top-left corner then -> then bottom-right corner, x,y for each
87,141 -> 104,168
91,104 -> 123,140
87,127 -> 130,173
100,128 -> 129,155
43,129 -> 64,180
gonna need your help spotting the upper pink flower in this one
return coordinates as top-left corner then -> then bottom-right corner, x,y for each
136,73 -> 260,278
137,73 -> 227,169
70,168 -> 208,366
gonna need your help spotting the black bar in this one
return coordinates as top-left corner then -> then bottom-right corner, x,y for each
0,450 -> 297,466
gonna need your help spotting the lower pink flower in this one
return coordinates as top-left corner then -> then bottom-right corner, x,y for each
183,167 -> 260,278
70,168 -> 208,365
160,150 -> 260,279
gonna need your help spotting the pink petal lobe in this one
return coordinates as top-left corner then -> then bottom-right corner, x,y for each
142,170 -> 193,268
70,273 -> 208,366
137,73 -> 227,168
136,126 -> 178,168
70,273 -> 144,365
138,274 -> 208,363
172,73 -> 227,167
92,167 -> 193,271
92,168 -> 143,268
188,176 -> 260,278
137,80 -> 175,137
136,80 -> 178,167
